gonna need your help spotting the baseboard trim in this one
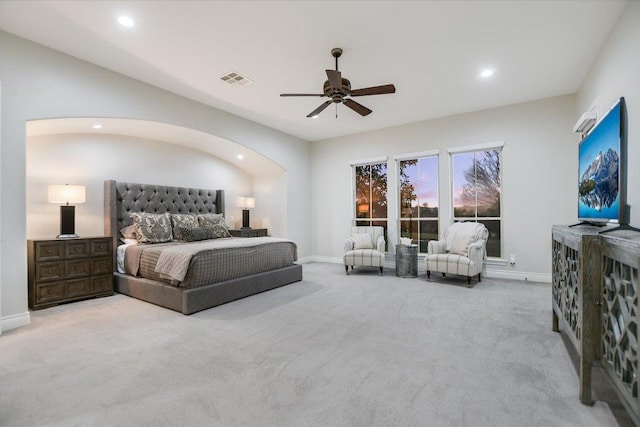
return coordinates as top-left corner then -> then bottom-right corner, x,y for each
485,269 -> 551,283
1,311 -> 30,333
304,256 -> 551,283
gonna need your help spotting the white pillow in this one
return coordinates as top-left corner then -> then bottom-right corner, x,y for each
449,234 -> 474,255
351,233 -> 374,250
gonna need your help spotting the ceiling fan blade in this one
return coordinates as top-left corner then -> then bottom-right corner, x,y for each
326,69 -> 342,90
343,99 -> 372,116
306,100 -> 333,118
280,93 -> 324,97
350,84 -> 396,97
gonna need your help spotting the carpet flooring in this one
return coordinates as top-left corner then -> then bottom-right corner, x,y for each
0,262 -> 634,426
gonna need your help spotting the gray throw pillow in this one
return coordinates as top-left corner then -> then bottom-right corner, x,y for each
171,214 -> 199,240
130,212 -> 173,243
179,227 -> 216,242
198,214 -> 231,238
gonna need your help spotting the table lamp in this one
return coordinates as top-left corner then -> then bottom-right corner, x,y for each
236,196 -> 255,229
48,184 -> 86,238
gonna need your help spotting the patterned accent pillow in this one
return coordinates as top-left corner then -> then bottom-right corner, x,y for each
179,227 -> 217,242
171,214 -> 199,240
198,214 -> 231,238
130,212 -> 173,243
351,233 -> 374,250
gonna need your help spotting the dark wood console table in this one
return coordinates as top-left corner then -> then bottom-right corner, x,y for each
552,225 -> 640,423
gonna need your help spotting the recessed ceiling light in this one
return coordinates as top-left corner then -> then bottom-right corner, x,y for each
480,69 -> 494,78
310,115 -> 319,119
236,154 -> 244,160
117,16 -> 135,28
92,124 -> 103,129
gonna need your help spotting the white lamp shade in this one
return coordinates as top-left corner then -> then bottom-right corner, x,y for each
48,184 -> 86,204
236,196 -> 255,209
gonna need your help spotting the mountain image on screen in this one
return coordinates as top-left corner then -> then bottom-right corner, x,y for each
579,148 -> 619,211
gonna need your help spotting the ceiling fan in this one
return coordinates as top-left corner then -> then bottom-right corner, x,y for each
280,48 -> 396,118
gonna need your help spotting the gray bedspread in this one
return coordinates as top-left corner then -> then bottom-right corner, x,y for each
124,237 -> 298,288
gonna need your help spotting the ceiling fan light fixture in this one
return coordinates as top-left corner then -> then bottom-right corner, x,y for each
281,48 -> 395,118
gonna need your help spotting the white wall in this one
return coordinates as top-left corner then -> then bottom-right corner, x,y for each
577,0 -> 640,227
26,133 -> 256,238
0,31 -> 311,330
311,95 -> 578,280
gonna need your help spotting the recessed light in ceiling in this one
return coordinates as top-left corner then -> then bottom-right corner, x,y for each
220,71 -> 253,86
92,124 -> 103,129
237,154 -> 244,159
480,69 -> 495,78
117,16 -> 135,28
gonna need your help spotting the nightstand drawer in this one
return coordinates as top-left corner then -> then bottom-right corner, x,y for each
66,259 -> 91,278
36,261 -> 65,282
35,281 -> 66,304
91,276 -> 113,293
35,241 -> 64,262
65,240 -> 90,258
67,278 -> 90,297
91,258 -> 112,275
229,228 -> 268,238
91,239 -> 112,257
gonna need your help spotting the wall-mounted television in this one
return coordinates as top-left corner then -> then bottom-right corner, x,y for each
577,97 -> 631,231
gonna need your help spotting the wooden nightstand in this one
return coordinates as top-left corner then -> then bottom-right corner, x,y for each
27,237 -> 114,310
229,228 -> 268,238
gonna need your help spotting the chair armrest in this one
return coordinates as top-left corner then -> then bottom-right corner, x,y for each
376,235 -> 385,252
344,238 -> 355,252
468,239 -> 486,261
427,239 -> 447,254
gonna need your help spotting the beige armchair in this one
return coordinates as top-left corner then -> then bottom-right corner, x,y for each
343,226 -> 386,275
424,222 -> 488,287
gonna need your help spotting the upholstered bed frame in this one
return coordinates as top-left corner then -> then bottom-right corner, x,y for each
104,180 -> 303,314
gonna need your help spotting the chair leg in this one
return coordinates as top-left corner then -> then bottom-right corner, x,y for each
442,273 -> 446,277
379,267 -> 383,276
427,270 -> 431,280
467,276 -> 472,288
345,265 -> 349,275
478,273 -> 482,282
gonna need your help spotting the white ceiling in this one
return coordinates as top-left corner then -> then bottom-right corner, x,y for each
0,0 -> 628,142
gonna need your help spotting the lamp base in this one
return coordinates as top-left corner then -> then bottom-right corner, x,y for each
242,209 -> 251,229
59,205 -> 78,238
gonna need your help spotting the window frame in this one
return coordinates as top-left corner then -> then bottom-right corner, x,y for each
349,157 -> 389,242
394,150 -> 440,254
448,142 -> 504,260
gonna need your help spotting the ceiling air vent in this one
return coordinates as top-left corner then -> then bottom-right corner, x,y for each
220,71 -> 253,86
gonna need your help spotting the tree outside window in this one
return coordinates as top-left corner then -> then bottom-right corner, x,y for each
354,163 -> 388,244
452,149 -> 501,257
399,156 -> 439,253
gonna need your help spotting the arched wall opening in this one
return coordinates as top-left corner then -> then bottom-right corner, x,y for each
26,118 -> 287,239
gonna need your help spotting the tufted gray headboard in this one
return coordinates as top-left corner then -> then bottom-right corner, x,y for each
104,180 -> 225,259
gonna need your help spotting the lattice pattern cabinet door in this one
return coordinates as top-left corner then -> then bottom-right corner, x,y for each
600,235 -> 640,424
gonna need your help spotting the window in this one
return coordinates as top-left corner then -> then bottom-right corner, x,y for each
353,161 -> 388,241
398,155 -> 439,253
451,146 -> 502,258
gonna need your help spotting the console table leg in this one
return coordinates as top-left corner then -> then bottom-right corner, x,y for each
552,310 -> 559,332
579,358 -> 594,405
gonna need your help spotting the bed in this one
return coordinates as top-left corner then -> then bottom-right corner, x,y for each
104,180 -> 302,314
